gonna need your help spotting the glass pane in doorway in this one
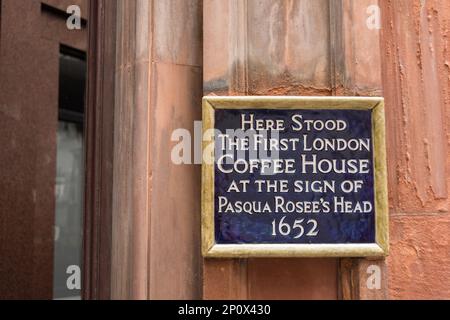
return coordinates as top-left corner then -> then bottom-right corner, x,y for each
53,49 -> 86,300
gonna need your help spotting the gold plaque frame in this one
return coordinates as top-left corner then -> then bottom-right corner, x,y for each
202,96 -> 389,258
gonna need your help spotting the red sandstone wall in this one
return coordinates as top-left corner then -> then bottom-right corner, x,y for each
381,0 -> 450,299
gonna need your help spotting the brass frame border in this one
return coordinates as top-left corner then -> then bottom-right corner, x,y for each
202,96 -> 389,258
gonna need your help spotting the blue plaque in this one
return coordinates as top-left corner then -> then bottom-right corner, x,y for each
202,97 -> 388,258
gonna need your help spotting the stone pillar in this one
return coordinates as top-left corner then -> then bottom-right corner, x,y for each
381,0 -> 450,299
110,0 -> 203,299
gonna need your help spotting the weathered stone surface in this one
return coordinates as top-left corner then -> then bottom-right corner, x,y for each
111,0 -> 203,300
247,259 -> 338,300
382,0 -> 449,213
381,0 -> 450,299
388,214 -> 450,299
